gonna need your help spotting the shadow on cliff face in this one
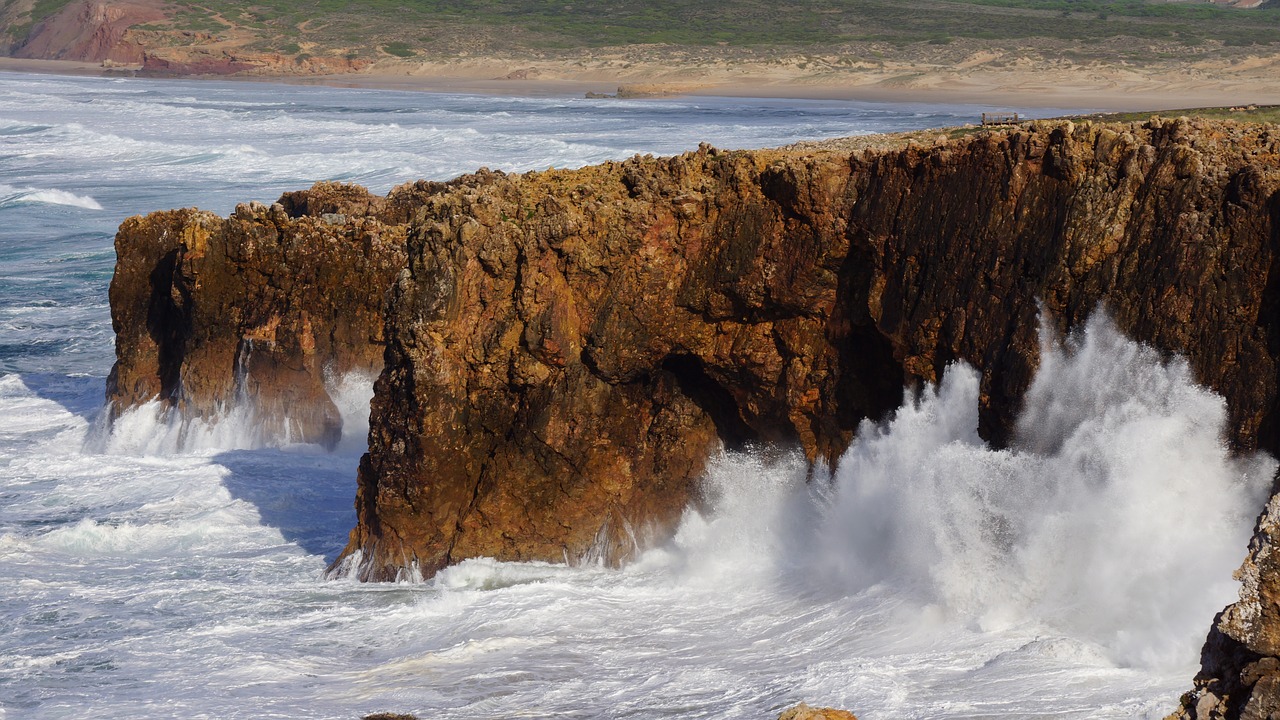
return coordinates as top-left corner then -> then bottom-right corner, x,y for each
214,448 -> 358,565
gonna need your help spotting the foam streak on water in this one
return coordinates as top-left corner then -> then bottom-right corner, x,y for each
0,71 -> 1242,719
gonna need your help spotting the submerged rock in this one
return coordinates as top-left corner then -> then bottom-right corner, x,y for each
777,704 -> 859,720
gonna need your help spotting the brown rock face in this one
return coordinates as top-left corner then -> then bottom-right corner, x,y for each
15,0 -> 160,64
331,119 -> 1280,589
1177,494 -> 1280,720
337,151 -> 881,579
106,181 -> 432,447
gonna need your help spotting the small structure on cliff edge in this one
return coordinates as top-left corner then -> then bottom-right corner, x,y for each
110,117 -> 1280,719
981,111 -> 1021,125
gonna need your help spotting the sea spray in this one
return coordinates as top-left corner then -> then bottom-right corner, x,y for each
87,371 -> 377,455
667,312 -> 1272,671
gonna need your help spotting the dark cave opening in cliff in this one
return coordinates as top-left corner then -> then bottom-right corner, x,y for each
661,354 -> 760,451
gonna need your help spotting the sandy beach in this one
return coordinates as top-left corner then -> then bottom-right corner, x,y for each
5,51 -> 1280,112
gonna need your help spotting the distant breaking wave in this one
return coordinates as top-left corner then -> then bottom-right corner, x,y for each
0,184 -> 102,210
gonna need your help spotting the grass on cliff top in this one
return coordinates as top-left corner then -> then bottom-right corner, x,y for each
1075,105 -> 1280,123
785,105 -> 1280,156
929,105 -> 1280,143
4,0 -> 1279,62
233,0 -> 1280,48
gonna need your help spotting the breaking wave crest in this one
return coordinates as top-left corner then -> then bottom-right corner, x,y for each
0,184 -> 102,210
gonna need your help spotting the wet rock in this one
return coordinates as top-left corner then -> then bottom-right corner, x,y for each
1174,494 -> 1280,719
109,120 -> 1280,717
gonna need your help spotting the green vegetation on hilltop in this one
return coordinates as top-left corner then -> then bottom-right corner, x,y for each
3,0 -> 1279,58
1079,104 -> 1280,123
2,0 -> 74,41
157,0 -> 1280,50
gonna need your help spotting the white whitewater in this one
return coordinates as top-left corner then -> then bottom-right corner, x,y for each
0,72 -> 1259,719
0,184 -> 103,210
1,312 -> 1266,718
810,313 -> 1269,671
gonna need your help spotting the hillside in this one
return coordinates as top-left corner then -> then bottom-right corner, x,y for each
2,0 -> 1280,89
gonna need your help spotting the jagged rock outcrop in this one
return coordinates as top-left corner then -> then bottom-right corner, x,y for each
106,181 -> 435,446
331,118 -> 1280,587
1177,494 -> 1280,720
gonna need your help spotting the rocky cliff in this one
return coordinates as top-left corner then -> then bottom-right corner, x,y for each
2,0 -> 374,74
108,117 -> 1280,716
332,118 -> 1280,585
106,181 -> 431,446
12,0 -> 160,64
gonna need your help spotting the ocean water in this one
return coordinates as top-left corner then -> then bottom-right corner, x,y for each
0,71 -> 1266,719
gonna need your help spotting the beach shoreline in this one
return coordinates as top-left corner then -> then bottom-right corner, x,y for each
5,54 -> 1280,112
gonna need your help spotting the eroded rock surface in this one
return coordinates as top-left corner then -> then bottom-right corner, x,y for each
14,0 -> 161,64
1177,492 -> 1280,719
332,119 -> 1280,589
106,180 -> 431,446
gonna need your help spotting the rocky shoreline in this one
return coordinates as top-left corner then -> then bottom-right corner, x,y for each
108,117 -> 1280,717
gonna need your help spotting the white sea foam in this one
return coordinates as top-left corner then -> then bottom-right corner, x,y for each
90,370 -> 378,456
797,312 -> 1269,669
627,311 -> 1267,694
0,183 -> 102,210
6,307 -> 1248,718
